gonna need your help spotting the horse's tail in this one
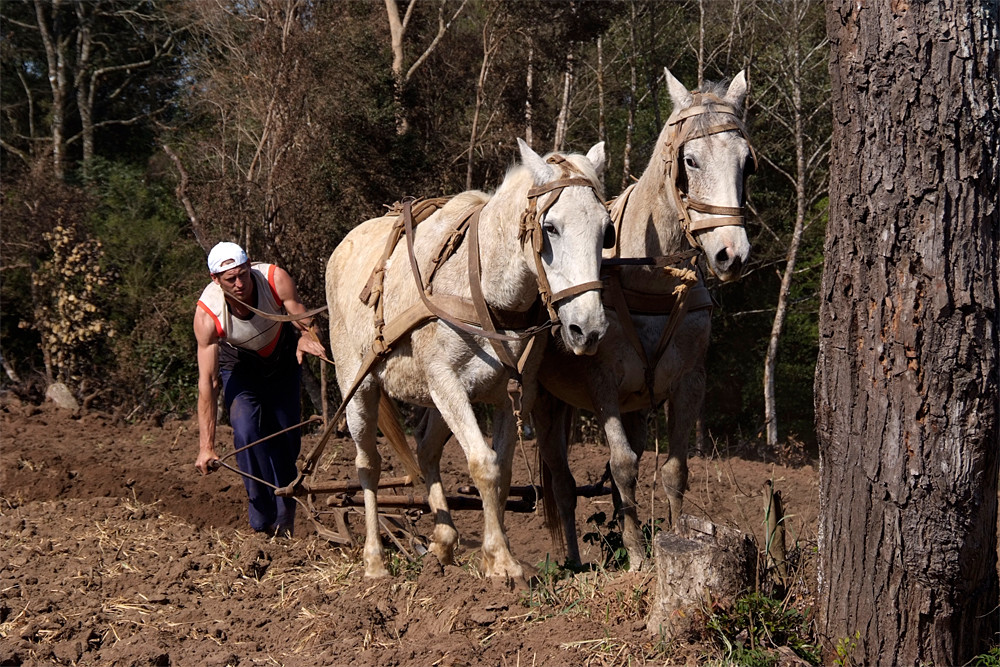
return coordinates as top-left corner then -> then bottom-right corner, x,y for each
377,390 -> 423,483
539,446 -> 566,557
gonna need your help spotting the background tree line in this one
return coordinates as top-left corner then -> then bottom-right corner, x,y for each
1,0 -> 829,454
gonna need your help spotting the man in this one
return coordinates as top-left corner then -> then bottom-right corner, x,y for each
194,241 -> 327,537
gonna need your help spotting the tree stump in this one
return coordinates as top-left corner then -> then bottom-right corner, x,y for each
646,515 -> 756,637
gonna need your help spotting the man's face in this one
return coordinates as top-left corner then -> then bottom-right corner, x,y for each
212,262 -> 253,302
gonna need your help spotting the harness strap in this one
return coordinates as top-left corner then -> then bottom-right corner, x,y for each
651,262 -> 699,365
670,103 -> 737,125
468,205 -> 543,403
401,200 -> 553,344
604,268 -> 655,406
607,183 -> 637,257
425,206 -> 477,292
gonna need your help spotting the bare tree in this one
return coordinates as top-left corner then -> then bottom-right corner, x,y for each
552,46 -> 575,152
816,0 -> 998,661
619,0 -> 638,190
31,0 -> 70,179
2,0 -> 177,180
71,2 -> 177,177
384,0 -> 468,135
755,0 -> 829,448
465,3 -> 508,190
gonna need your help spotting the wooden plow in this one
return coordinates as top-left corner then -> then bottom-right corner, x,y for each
211,419 -> 613,560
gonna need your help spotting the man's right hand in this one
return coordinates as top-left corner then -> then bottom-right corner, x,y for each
196,447 -> 221,475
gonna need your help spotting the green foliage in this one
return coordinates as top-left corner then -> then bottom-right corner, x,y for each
707,592 -> 821,666
582,511 -> 630,570
581,511 -> 661,571
968,646 -> 1000,667
81,158 -> 204,417
833,630 -> 861,667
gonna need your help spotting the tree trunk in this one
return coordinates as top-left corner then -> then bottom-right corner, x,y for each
466,9 -> 502,190
552,46 -> 574,152
764,4 -> 811,448
816,0 -> 999,663
620,0 -> 638,191
34,0 -> 68,180
596,36 -> 605,152
524,43 -> 533,149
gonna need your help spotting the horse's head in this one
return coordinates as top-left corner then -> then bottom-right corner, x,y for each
663,68 -> 754,282
517,138 -> 611,356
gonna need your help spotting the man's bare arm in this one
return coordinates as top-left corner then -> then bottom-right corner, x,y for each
194,308 -> 222,475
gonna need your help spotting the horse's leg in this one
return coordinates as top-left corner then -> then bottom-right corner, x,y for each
415,409 -> 459,565
661,366 -> 704,529
617,410 -> 652,570
592,387 -> 648,571
345,380 -> 388,578
428,382 -> 523,580
533,390 -> 581,565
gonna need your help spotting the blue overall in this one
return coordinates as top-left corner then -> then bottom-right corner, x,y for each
220,324 -> 301,536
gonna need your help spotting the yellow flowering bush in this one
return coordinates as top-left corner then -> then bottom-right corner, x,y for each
21,222 -> 116,385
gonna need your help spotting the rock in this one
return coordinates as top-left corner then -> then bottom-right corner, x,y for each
45,383 -> 79,413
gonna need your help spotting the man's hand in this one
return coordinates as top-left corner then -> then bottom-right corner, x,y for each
296,329 -> 329,364
196,447 -> 221,475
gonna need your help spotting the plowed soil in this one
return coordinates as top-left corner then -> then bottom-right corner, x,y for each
1,396 -> 819,666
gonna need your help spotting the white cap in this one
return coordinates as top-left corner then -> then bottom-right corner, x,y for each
207,242 -> 248,274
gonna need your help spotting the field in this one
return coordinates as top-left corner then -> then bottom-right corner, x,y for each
1,397 -> 820,666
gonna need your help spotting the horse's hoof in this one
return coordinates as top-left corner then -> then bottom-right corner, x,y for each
364,562 -> 390,578
429,542 -> 456,566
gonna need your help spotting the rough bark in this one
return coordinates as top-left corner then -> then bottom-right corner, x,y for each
816,0 -> 999,663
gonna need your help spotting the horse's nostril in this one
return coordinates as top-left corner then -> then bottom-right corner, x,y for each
715,247 -> 731,266
569,324 -> 584,340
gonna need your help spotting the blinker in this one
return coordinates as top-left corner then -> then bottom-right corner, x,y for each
603,225 -> 617,249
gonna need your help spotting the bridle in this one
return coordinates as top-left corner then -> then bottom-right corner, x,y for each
662,92 -> 757,250
517,153 -> 609,324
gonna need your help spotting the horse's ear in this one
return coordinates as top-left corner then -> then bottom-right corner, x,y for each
725,70 -> 748,110
586,141 -> 606,179
517,137 -> 554,185
664,67 -> 693,111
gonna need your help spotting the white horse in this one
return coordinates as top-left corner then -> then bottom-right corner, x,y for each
533,69 -> 754,570
326,139 -> 612,579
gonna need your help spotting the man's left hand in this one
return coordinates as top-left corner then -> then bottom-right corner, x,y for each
297,332 -> 329,364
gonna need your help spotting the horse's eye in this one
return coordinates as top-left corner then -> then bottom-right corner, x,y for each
542,222 -> 558,236
684,155 -> 699,170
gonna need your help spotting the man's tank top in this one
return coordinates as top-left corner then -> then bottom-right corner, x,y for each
197,263 -> 298,375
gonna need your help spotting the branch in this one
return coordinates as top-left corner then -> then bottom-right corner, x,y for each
0,139 -> 30,165
162,143 -> 210,251
404,0 -> 468,83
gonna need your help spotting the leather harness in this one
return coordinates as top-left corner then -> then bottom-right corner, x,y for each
281,155 -> 606,489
